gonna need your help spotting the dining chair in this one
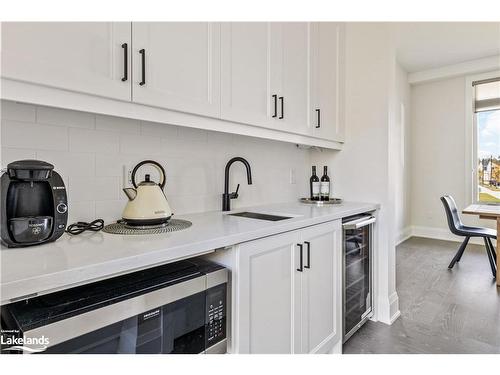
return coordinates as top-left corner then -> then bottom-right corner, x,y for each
440,195 -> 497,277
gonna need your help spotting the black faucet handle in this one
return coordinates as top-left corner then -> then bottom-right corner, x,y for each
230,184 -> 240,199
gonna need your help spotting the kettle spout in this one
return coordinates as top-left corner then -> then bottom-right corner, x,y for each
123,188 -> 137,201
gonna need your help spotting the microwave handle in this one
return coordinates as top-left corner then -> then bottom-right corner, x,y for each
343,216 -> 376,230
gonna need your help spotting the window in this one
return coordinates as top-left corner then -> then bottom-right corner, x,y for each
473,77 -> 500,204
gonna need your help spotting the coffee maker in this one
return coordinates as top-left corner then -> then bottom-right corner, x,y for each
1,160 -> 68,248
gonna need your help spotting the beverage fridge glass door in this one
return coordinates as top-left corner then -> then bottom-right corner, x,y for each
343,215 -> 375,341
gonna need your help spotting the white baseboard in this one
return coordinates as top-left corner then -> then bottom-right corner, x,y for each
388,291 -> 400,324
395,226 -> 412,245
410,225 -> 487,245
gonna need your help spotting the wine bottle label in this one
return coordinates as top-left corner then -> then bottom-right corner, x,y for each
320,181 -> 330,194
312,182 -> 320,195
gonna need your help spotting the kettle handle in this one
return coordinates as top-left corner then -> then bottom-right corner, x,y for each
131,160 -> 166,189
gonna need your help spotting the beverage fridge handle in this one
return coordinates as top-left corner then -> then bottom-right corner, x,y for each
342,216 -> 376,230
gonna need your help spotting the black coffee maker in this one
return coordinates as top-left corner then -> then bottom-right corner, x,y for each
1,160 -> 68,248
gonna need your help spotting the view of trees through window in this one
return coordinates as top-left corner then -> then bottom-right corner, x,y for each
477,109 -> 500,203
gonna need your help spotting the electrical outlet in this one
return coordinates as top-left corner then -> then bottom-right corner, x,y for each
123,164 -> 133,188
289,168 -> 296,184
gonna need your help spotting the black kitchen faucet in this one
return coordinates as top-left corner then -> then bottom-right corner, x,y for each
222,157 -> 252,211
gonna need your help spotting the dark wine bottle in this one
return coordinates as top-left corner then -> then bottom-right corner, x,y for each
310,166 -> 320,201
320,166 -> 330,201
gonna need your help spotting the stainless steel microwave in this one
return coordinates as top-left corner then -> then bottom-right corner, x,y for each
1,258 -> 227,354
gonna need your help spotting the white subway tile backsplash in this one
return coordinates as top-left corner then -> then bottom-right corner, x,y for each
96,153 -> 135,177
67,201 -> 96,224
69,127 -> 119,153
2,147 -> 36,164
35,150 -> 95,177
140,120 -> 179,139
37,106 -> 95,129
119,133 -> 163,155
1,99 -> 310,223
95,200 -> 126,223
2,119 -> 68,151
178,126 -> 208,143
96,114 -> 140,134
1,101 -> 36,122
68,176 -> 120,202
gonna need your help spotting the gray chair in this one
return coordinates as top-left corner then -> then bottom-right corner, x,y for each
440,195 -> 497,277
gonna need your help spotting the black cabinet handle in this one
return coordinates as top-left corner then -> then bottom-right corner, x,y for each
121,43 -> 128,82
139,49 -> 146,86
315,109 -> 320,128
304,241 -> 311,269
297,243 -> 303,272
279,96 -> 284,119
272,94 -> 277,118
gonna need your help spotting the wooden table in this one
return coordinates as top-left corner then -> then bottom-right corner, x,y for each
462,204 -> 500,286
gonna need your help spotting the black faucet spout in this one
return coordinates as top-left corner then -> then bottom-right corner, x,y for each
223,157 -> 252,212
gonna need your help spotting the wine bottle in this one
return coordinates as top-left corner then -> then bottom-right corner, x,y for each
320,166 -> 330,201
310,166 -> 320,201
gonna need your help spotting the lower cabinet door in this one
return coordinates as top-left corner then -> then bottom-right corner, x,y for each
236,230 -> 300,353
299,220 -> 342,353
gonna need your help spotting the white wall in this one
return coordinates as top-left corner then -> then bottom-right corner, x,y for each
312,23 -> 401,324
394,62 -> 412,243
410,76 -> 495,239
1,100 -> 311,223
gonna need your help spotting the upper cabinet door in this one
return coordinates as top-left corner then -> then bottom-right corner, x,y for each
1,22 -> 132,101
277,23 -> 311,136
132,23 -> 220,117
300,220 -> 342,353
220,23 -> 275,128
311,22 -> 345,142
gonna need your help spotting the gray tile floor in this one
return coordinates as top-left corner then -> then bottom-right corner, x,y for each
343,237 -> 500,354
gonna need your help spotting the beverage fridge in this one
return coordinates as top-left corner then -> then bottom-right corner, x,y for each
342,213 -> 375,342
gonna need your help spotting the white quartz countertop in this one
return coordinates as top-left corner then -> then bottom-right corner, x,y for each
0,201 -> 379,304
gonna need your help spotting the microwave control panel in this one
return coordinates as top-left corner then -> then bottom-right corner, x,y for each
206,284 -> 226,345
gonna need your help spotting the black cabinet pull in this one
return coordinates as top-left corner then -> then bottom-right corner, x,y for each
315,109 -> 321,128
121,43 -> 128,82
272,94 -> 277,118
139,49 -> 146,86
297,243 -> 303,272
279,96 -> 284,119
304,241 -> 311,269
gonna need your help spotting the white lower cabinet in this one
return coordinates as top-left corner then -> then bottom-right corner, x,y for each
232,220 -> 342,353
299,222 -> 342,353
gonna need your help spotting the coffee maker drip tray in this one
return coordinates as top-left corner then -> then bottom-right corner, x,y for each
103,219 -> 192,235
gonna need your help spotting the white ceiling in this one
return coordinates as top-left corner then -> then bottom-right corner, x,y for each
394,22 -> 500,73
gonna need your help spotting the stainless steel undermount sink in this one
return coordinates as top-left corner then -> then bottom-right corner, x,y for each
227,211 -> 293,221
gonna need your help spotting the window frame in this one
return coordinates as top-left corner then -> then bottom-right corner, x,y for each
465,70 -> 500,206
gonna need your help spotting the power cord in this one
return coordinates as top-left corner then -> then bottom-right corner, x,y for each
66,219 -> 104,235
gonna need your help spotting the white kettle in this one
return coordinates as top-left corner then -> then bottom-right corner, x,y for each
122,160 -> 172,226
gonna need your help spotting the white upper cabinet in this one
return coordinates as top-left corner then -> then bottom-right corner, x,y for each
1,22 -> 345,148
220,22 -> 311,135
132,22 -> 221,117
220,23 -> 275,128
277,23 -> 311,135
310,22 -> 345,142
1,22 -> 132,101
